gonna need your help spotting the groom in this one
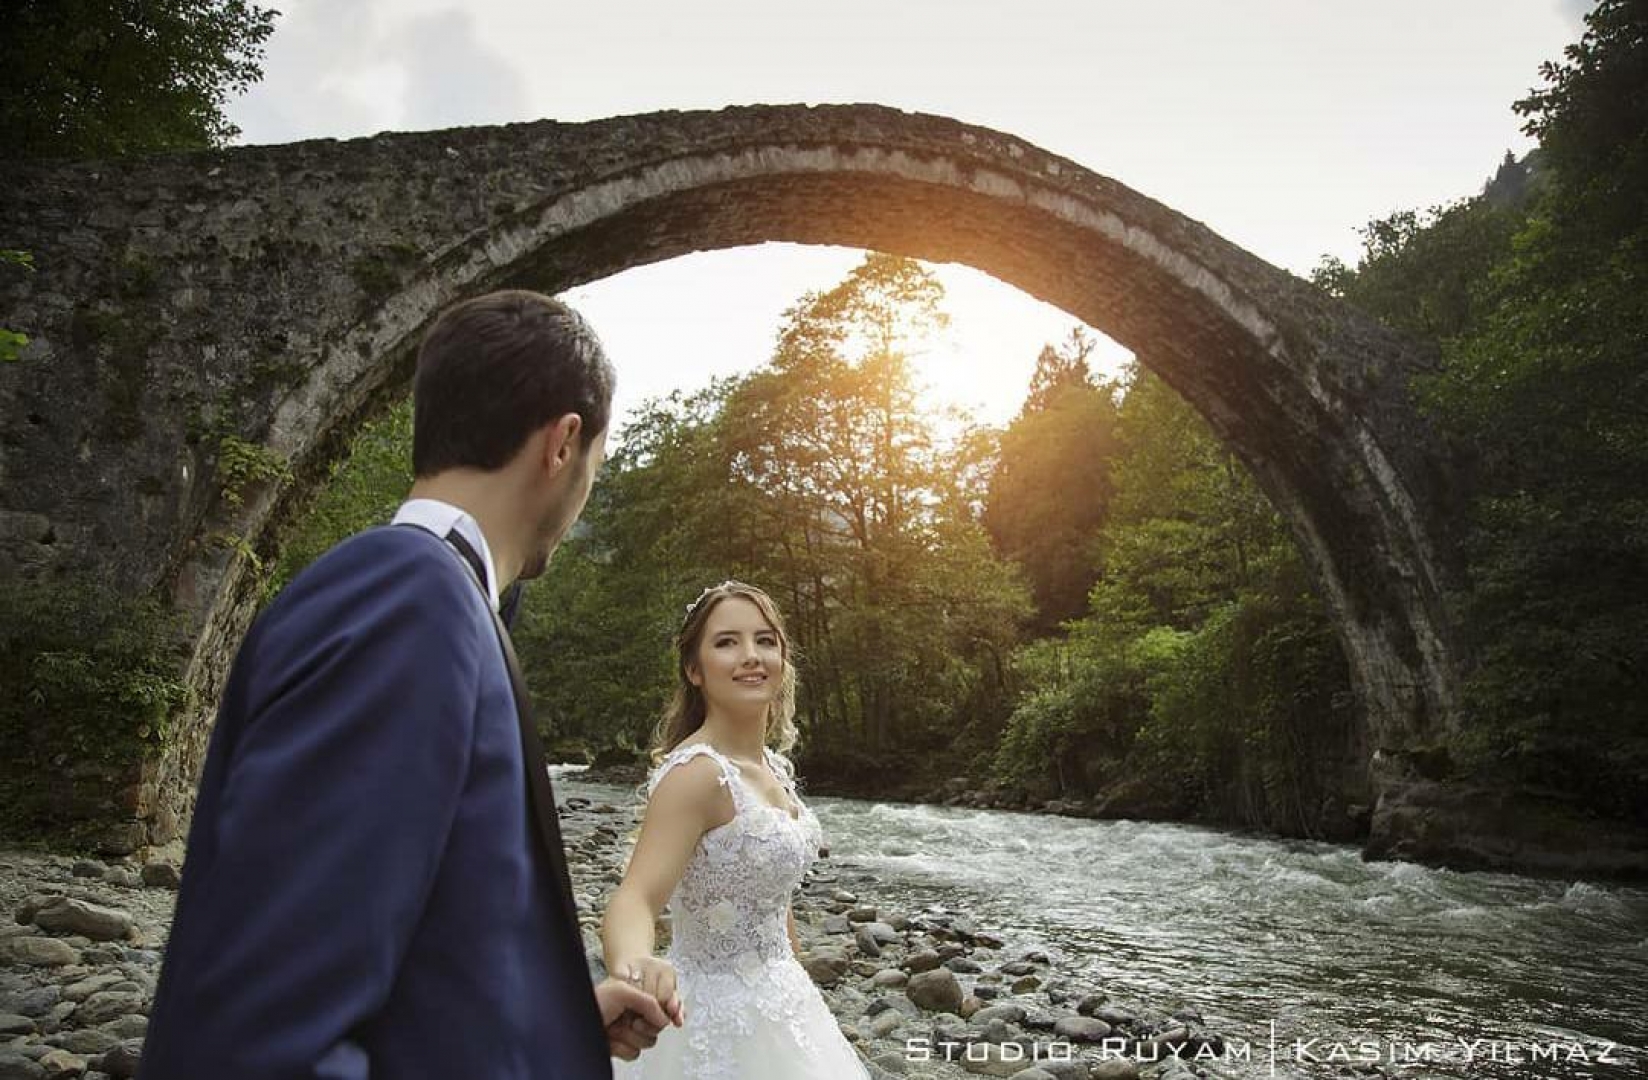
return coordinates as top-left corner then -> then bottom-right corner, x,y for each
140,291 -> 678,1078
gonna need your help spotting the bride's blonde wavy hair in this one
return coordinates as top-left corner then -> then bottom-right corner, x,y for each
650,580 -> 799,763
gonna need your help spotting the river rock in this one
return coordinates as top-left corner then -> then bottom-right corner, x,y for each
905,949 -> 942,973
981,1018 -> 1018,1044
945,957 -> 983,973
871,968 -> 908,988
1148,1023 -> 1189,1045
140,863 -> 181,890
855,926 -> 882,958
50,1029 -> 120,1056
37,1049 -> 86,1078
848,906 -> 878,923
11,986 -> 61,1018
998,960 -> 1038,976
971,1003 -> 1027,1025
1052,1016 -> 1111,1042
0,1049 -> 47,1080
823,915 -> 852,934
802,949 -> 849,987
869,1010 -> 904,1037
1027,1060 -> 1087,1080
862,921 -> 900,944
74,991 -> 145,1027
1093,1005 -> 1136,1027
30,898 -> 133,942
0,937 -> 80,968
1145,1059 -> 1197,1080
1020,1008 -> 1059,1031
906,968 -> 963,1014
103,868 -> 141,888
1005,1070 -> 1056,1080
98,1041 -> 143,1079
0,1014 -> 36,1035
958,1042 -> 1032,1077
60,976 -> 121,1004
1090,1060 -> 1141,1079
868,995 -> 920,1020
959,995 -> 982,1019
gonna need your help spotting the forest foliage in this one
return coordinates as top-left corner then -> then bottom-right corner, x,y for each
277,0 -> 1647,834
1315,0 -> 1648,822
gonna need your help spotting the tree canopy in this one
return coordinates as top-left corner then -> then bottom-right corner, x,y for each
1,0 -> 278,158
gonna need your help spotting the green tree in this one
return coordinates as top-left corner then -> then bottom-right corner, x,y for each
984,329 -> 1121,632
272,397 -> 415,592
511,256 -> 1032,786
1315,1 -> 1648,821
1310,197 -> 1527,342
994,366 -> 1358,836
1420,0 -> 1648,816
1,0 -> 278,158
717,255 -> 1029,766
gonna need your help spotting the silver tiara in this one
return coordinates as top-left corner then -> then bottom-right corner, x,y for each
684,580 -> 745,622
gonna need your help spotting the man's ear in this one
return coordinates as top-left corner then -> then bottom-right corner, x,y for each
539,413 -> 584,477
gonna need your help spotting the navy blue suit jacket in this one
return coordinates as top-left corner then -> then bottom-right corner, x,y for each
140,526 -> 611,1079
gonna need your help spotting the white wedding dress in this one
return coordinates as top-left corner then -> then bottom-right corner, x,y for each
612,743 -> 871,1080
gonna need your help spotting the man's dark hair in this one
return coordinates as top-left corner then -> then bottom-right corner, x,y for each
413,290 -> 614,476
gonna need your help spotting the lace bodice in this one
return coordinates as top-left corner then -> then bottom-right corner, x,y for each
646,743 -> 824,972
629,743 -> 848,1079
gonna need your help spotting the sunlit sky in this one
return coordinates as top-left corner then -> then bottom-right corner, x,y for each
226,0 -> 1589,434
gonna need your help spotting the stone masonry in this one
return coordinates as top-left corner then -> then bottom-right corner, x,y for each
3,104 -> 1626,876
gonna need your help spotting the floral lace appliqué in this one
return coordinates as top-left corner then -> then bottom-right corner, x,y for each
638,744 -> 831,1080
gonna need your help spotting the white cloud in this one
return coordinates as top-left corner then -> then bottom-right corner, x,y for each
1556,0 -> 1595,27
393,9 -> 530,130
230,0 -> 528,144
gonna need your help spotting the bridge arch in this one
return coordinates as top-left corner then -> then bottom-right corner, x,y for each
1,105 -> 1470,863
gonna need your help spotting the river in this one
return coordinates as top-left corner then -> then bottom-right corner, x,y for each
559,774 -> 1648,1079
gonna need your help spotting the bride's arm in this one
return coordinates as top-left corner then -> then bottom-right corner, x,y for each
786,905 -> 802,957
602,756 -> 732,994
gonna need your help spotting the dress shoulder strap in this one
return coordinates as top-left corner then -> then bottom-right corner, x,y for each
647,742 -> 751,811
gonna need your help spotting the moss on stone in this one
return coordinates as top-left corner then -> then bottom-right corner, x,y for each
0,580 -> 187,848
69,305 -> 162,442
216,434 -> 291,509
349,243 -> 423,316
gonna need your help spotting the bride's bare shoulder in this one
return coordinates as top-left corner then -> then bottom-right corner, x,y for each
646,745 -> 736,821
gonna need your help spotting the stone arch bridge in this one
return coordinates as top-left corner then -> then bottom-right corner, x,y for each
2,105 -> 1627,876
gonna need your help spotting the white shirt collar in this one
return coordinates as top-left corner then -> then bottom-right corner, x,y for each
391,498 -> 500,610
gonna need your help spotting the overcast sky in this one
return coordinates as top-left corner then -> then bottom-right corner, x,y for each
226,0 -> 1590,433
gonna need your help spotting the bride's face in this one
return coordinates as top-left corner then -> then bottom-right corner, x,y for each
689,597 -> 784,715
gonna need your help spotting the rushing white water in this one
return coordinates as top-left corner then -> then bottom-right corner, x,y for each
561,772 -> 1648,1079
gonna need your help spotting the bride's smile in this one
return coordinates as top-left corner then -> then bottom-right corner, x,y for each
691,600 -> 785,712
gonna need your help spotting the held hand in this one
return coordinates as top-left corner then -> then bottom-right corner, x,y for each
593,976 -> 680,1062
620,956 -> 686,1027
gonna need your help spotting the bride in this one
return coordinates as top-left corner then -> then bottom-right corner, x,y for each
602,581 -> 871,1079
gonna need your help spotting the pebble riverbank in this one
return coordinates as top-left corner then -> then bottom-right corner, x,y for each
0,792 -> 1238,1080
